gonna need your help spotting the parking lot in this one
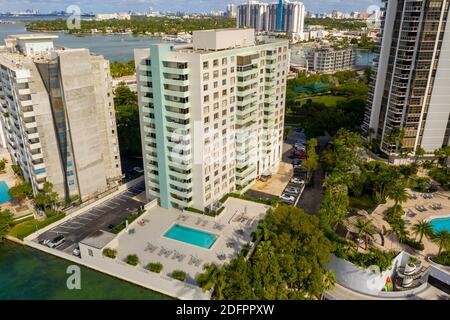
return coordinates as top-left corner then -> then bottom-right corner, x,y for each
37,181 -> 147,254
279,129 -> 308,207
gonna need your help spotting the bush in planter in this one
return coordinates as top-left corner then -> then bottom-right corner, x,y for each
431,251 -> 450,266
102,248 -> 117,259
146,262 -> 163,273
125,254 -> 139,266
402,237 -> 425,251
171,270 -> 186,281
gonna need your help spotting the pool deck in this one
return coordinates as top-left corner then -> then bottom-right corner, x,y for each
371,189 -> 450,262
115,197 -> 270,286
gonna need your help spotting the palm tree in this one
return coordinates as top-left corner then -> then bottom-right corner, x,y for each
411,220 -> 434,243
196,263 -> 225,299
386,126 -> 405,154
354,217 -> 377,250
320,270 -> 336,300
388,182 -> 408,208
415,147 -> 426,164
431,230 -> 450,254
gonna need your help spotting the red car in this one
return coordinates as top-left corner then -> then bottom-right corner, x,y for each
294,150 -> 307,159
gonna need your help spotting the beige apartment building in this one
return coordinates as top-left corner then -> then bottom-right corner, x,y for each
0,34 -> 122,202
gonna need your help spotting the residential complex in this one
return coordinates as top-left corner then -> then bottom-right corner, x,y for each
0,34 -> 122,201
237,0 -> 306,41
363,0 -> 450,157
135,29 -> 289,211
291,43 -> 355,73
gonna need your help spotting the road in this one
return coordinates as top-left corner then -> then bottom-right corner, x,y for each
37,181 -> 147,254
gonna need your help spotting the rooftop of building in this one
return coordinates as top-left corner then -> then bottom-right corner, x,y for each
80,230 -> 116,249
7,34 -> 59,41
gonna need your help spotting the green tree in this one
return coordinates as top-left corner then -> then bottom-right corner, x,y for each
0,158 -> 7,173
388,182 -> 408,208
196,264 -> 226,300
8,182 -> 33,206
354,217 -> 377,250
411,220 -> 434,243
34,182 -> 59,211
415,147 -> 426,164
0,209 -> 13,241
321,270 -> 336,300
385,126 -> 405,154
114,84 -> 142,158
432,231 -> 450,254
434,146 -> 450,167
303,138 -> 319,181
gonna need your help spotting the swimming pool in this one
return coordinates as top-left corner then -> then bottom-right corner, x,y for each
164,224 -> 218,249
0,181 -> 12,204
430,216 -> 450,233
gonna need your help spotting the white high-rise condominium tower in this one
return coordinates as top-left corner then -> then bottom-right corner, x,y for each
135,29 -> 289,212
0,34 -> 122,201
237,1 -> 306,40
364,0 -> 450,158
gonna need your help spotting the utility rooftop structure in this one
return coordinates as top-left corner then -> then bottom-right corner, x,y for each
0,34 -> 122,202
135,29 -> 289,212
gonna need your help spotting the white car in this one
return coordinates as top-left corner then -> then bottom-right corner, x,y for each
73,246 -> 81,257
291,177 -> 305,185
47,235 -> 65,248
280,194 -> 296,203
285,186 -> 300,194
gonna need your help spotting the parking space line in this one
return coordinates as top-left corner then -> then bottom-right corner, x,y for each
68,221 -> 85,226
48,230 -> 69,234
59,225 -> 79,230
93,208 -> 106,213
110,200 -> 121,206
85,212 -> 100,217
77,216 -> 93,221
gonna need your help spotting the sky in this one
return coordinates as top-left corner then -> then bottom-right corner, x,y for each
0,0 -> 382,14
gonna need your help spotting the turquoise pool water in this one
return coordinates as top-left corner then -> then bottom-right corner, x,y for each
430,216 -> 450,233
164,224 -> 218,249
0,181 -> 12,204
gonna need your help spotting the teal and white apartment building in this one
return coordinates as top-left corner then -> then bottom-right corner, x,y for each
135,29 -> 289,212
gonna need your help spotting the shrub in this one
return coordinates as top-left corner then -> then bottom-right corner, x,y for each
171,270 -> 186,281
219,193 -> 278,207
402,237 -> 424,251
146,262 -> 163,273
431,251 -> 450,266
126,254 -> 139,266
102,248 -> 117,259
346,248 -> 398,272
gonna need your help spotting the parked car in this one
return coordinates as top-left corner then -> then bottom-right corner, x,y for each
294,151 -> 307,159
72,246 -> 80,257
47,235 -> 65,248
291,177 -> 305,185
293,164 -> 303,171
285,186 -> 300,195
292,159 -> 302,165
279,194 -> 296,203
260,174 -> 271,182
294,145 -> 306,152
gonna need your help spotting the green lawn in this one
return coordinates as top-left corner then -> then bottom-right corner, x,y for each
297,95 -> 347,107
8,213 -> 65,240
349,194 -> 378,213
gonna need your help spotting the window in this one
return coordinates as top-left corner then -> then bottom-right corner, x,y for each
67,170 -> 75,176
204,95 -> 210,103
88,249 -> 93,257
203,84 -> 208,91
213,70 -> 219,78
213,59 -> 219,67
203,61 -> 209,69
203,72 -> 209,81
222,58 -> 227,65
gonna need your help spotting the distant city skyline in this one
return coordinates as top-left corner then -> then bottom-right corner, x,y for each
0,0 -> 382,15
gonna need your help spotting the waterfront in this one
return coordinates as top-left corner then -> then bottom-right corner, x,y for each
0,22 -> 162,62
0,241 -> 171,300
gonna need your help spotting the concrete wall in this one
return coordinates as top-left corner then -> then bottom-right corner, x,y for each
58,49 -> 108,200
326,252 -> 414,296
